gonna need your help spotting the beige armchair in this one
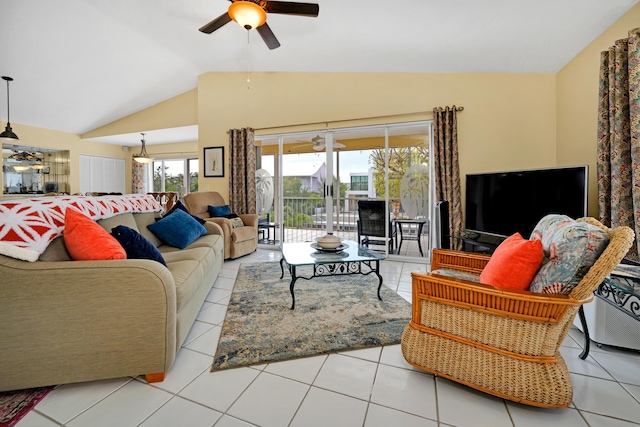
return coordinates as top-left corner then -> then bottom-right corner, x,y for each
184,192 -> 258,259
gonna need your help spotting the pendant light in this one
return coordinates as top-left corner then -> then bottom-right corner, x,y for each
0,76 -> 19,141
133,132 -> 155,163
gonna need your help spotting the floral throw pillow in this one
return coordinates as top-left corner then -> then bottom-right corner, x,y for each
528,214 -> 609,294
229,217 -> 245,228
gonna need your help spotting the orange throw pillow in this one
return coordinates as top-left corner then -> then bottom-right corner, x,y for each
479,233 -> 543,291
64,208 -> 126,261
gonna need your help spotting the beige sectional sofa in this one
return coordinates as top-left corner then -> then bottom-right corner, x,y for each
0,210 -> 224,392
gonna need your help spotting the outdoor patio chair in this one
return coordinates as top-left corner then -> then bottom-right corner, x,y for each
401,215 -> 634,407
356,200 -> 397,253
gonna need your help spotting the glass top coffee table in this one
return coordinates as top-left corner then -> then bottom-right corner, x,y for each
279,240 -> 386,309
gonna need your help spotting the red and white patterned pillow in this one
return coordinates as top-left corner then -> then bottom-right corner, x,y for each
0,194 -> 162,262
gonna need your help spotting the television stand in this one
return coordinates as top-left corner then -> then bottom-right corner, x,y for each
455,231 -> 504,254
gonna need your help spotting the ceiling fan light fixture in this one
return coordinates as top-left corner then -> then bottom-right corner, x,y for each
0,76 -> 18,142
229,1 -> 267,30
133,133 -> 155,164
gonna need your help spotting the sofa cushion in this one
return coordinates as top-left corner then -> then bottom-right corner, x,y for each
97,213 -> 139,235
528,214 -> 609,294
64,208 -> 126,261
165,200 -> 206,224
479,233 -> 543,291
111,225 -> 167,266
132,212 -> 163,247
163,247 -> 216,312
208,205 -> 231,217
38,236 -> 72,262
147,209 -> 208,249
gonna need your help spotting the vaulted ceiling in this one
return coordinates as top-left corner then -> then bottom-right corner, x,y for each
1,0 -> 638,144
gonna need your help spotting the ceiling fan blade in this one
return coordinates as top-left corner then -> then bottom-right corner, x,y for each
334,142 -> 346,149
257,23 -> 281,50
265,1 -> 319,17
199,12 -> 232,34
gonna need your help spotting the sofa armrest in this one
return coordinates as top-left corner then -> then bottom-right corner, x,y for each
0,256 -> 177,391
239,214 -> 259,228
202,220 -> 223,236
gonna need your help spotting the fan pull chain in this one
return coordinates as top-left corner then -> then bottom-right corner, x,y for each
246,30 -> 251,90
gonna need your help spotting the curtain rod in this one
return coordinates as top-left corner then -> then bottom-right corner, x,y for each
226,107 -> 464,134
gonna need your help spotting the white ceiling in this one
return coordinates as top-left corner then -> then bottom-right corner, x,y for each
1,0 -> 638,145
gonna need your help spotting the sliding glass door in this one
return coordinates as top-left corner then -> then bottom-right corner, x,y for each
256,121 -> 432,262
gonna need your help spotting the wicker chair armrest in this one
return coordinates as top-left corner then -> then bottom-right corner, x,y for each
430,249 -> 491,274
411,271 -> 589,325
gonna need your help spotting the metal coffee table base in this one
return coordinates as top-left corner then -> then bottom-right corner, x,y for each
279,258 -> 383,310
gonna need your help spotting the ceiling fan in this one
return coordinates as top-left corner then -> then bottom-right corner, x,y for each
199,0 -> 320,50
295,135 -> 346,151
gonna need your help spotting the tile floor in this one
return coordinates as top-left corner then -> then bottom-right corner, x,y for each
17,248 -> 640,427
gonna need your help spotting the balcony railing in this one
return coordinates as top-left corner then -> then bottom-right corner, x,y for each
260,196 -> 429,257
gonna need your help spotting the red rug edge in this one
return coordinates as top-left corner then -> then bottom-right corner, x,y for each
0,386 -> 56,427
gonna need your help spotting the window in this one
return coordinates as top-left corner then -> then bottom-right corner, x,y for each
350,175 -> 368,191
151,158 -> 198,196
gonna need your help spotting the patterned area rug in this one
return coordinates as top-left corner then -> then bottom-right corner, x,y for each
212,262 -> 412,371
0,387 -> 54,427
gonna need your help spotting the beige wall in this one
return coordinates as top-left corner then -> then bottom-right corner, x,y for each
557,2 -> 640,217
198,72 -> 557,201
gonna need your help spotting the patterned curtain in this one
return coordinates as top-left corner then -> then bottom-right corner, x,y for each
131,159 -> 147,194
597,28 -> 640,261
433,106 -> 463,250
228,128 -> 257,214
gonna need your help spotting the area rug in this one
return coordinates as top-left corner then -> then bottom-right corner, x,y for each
212,262 -> 412,371
0,386 -> 55,427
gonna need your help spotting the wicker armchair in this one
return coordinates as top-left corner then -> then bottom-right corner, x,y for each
401,217 -> 634,408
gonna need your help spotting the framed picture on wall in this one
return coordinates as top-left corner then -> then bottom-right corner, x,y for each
203,146 -> 224,177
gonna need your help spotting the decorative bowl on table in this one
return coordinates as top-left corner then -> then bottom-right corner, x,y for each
314,233 -> 342,249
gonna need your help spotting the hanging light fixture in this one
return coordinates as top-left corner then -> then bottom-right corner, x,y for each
228,1 -> 267,30
0,76 -> 18,141
133,132 -> 155,163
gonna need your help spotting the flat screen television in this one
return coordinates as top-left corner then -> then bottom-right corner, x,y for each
465,166 -> 588,238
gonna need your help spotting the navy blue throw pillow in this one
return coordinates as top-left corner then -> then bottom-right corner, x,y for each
164,200 -> 206,224
111,225 -> 167,266
147,209 -> 208,249
208,204 -> 232,217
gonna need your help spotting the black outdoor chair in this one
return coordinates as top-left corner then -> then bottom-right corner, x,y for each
356,200 -> 397,253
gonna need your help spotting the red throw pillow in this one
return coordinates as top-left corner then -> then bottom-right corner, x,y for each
479,233 -> 543,291
64,208 -> 126,261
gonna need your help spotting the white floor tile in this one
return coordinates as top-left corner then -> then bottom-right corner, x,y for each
66,379 -> 172,427
571,374 -> 640,423
622,383 -> 640,401
580,412 -> 640,426
559,347 -> 614,379
341,346 -> 382,363
179,368 -> 260,413
370,364 -> 437,419
313,354 -> 378,400
206,287 -> 233,304
214,415 -> 257,427
139,396 -> 222,427
15,410 -> 61,427
437,378 -> 512,427
364,403 -> 437,427
289,387 -> 368,427
505,402 -> 587,426
589,350 -> 640,386
218,268 -> 239,280
36,377 -> 131,424
148,348 -> 212,394
184,325 -> 222,357
227,372 -> 309,427
264,355 -> 327,384
183,320 -> 216,346
379,344 -> 413,369
213,276 -> 236,290
196,302 -> 228,325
